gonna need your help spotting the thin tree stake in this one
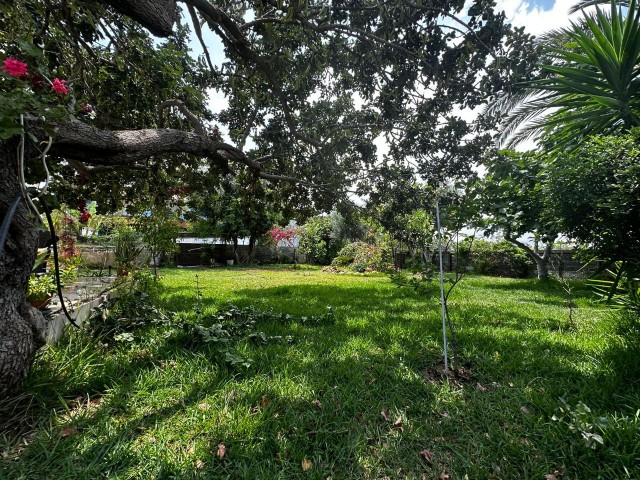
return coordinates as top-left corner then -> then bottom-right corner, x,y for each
436,198 -> 449,373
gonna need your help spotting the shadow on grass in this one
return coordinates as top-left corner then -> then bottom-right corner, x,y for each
480,277 -> 598,302
1,278 -> 638,479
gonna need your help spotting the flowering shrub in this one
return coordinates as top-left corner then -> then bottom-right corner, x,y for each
268,225 -> 298,248
78,199 -> 92,224
0,54 -> 74,139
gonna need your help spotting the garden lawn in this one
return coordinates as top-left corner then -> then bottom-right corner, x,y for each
1,266 -> 639,479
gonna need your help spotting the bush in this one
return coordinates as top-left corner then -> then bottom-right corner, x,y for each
331,241 -> 392,272
467,239 -> 533,278
299,215 -> 344,265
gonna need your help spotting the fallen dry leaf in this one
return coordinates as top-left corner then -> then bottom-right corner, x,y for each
260,395 -> 271,408
198,403 -> 211,411
216,443 -> 226,460
381,409 -> 392,422
60,426 -> 77,438
312,399 -> 323,410
392,416 -> 404,430
227,390 -> 236,401
476,382 -> 488,392
508,382 -> 514,388
194,460 -> 204,470
544,468 -> 564,479
439,473 -> 450,480
520,406 -> 531,415
366,377 -> 376,384
419,449 -> 434,466
301,458 -> 313,471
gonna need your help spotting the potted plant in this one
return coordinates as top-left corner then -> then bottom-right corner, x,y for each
26,274 -> 56,309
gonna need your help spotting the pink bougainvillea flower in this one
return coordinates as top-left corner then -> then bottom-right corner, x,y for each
52,78 -> 68,95
79,211 -> 91,224
3,57 -> 28,77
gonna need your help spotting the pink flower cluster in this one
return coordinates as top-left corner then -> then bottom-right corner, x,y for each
268,225 -> 298,247
3,56 -> 69,96
52,78 -> 68,95
3,57 -> 27,77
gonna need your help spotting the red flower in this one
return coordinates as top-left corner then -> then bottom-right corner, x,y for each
3,57 -> 28,77
80,104 -> 93,113
52,78 -> 68,95
79,211 -> 91,224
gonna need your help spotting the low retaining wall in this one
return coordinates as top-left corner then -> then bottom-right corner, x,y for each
44,277 -> 119,344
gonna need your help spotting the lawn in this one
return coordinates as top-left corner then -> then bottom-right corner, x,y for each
1,267 -> 639,479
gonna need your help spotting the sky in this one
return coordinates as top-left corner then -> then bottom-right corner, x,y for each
496,0 -> 595,35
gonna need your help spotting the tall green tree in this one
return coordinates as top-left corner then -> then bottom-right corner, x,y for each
188,174 -> 275,262
135,206 -> 182,278
545,132 -> 640,271
471,150 -> 560,280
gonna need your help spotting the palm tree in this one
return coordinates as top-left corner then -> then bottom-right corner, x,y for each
491,0 -> 640,150
569,0 -> 636,13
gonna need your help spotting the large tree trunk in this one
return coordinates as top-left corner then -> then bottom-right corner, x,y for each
506,235 -> 554,281
0,139 -> 47,398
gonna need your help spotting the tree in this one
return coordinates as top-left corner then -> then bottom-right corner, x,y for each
471,150 -> 560,280
0,0 -> 535,394
268,224 -> 300,265
569,0 -> 637,12
299,213 -> 346,265
135,206 -> 182,278
545,133 -> 640,272
188,175 -> 275,262
494,0 -> 640,150
362,164 -> 437,268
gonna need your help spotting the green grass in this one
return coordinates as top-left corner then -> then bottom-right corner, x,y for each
2,267 -> 639,479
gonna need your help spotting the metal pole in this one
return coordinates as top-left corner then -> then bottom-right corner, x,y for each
436,198 -> 449,372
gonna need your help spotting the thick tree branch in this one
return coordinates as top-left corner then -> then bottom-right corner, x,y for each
102,0 -> 177,37
182,0 -> 324,148
51,120 -> 314,186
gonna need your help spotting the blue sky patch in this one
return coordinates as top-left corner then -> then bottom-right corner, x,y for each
530,0 -> 556,11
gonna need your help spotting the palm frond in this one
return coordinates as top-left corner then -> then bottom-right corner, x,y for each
498,0 -> 640,149
569,0 -> 632,15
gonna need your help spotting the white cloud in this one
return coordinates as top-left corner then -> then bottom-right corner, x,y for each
495,0 -> 597,35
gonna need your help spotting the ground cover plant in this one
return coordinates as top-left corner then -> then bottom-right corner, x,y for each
1,267 -> 639,479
